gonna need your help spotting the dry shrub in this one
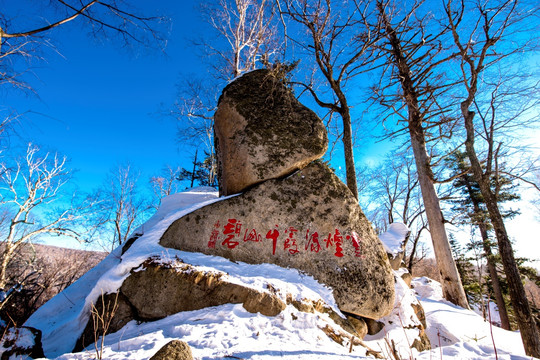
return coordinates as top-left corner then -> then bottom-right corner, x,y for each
411,258 -> 440,282
0,243 -> 106,327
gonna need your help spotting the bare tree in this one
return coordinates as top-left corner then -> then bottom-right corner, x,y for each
198,0 -> 280,80
0,0 -> 168,92
445,0 -> 540,354
360,152 -> 428,272
279,0 -> 383,200
0,143 -> 89,289
149,165 -> 182,210
169,76 -> 218,177
91,164 -> 148,251
448,150 -> 512,330
371,0 -> 469,308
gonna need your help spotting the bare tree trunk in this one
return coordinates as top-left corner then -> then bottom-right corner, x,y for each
443,0 -> 540,350
463,107 -> 540,356
340,106 -> 359,200
409,126 -> 469,308
0,244 -> 14,289
191,149 -> 198,188
463,179 -> 511,330
378,2 -> 469,308
479,223 -> 511,330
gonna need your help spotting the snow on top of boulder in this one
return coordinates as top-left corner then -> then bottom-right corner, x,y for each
378,222 -> 409,256
25,187 -> 339,358
131,186 -> 220,237
25,187 -> 226,356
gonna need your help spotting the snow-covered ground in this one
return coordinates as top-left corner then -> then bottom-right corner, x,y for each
12,188 -> 537,360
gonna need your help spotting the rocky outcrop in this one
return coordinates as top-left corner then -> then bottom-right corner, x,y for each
160,161 -> 395,319
0,326 -> 44,360
75,256 -> 370,352
150,340 -> 193,360
214,69 -> 327,196
120,261 -> 286,319
74,258 -> 288,351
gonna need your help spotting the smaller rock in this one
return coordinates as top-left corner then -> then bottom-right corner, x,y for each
371,274 -> 431,353
0,326 -> 44,359
379,223 -> 409,270
387,253 -> 404,271
412,328 -> 431,352
243,291 -> 286,316
345,315 -> 368,339
401,272 -> 412,288
364,318 -> 385,335
150,340 -> 193,360
119,260 -> 286,319
411,302 -> 427,329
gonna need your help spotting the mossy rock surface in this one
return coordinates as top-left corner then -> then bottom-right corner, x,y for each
160,161 -> 395,319
214,69 -> 328,196
150,340 -> 193,360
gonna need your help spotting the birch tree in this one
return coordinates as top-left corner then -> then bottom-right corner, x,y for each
90,164 -> 149,251
0,144 -> 88,290
198,0 -> 280,79
149,165 -> 182,210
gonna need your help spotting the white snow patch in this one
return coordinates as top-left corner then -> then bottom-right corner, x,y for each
412,277 -> 529,360
379,222 -> 409,256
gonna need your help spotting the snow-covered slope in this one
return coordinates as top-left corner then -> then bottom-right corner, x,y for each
20,188 -> 537,360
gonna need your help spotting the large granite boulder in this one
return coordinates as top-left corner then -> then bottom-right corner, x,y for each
160,161 -> 395,319
74,259 -> 288,351
214,69 -> 328,196
75,256 -> 361,352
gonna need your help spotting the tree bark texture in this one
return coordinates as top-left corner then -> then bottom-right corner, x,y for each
378,2 -> 469,308
463,179 -> 511,330
340,108 -> 359,200
462,105 -> 540,357
409,126 -> 469,308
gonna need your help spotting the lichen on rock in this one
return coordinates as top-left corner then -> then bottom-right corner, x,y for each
160,161 -> 395,319
214,69 -> 328,196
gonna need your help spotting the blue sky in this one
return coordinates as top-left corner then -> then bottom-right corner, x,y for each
2,0 -> 396,194
2,0 -> 208,191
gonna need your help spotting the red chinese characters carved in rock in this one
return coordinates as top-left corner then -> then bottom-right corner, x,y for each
265,226 -> 280,255
333,229 -> 344,257
210,218 -> 364,258
305,229 -> 321,253
323,229 -> 344,257
283,226 -> 300,255
347,232 -> 365,258
208,220 -> 221,249
221,218 -> 242,249
243,228 -> 262,242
